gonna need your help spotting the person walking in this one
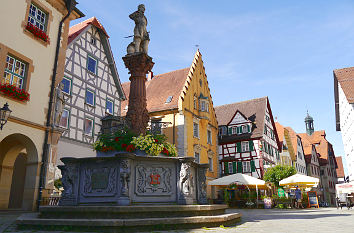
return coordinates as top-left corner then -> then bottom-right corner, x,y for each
295,187 -> 303,209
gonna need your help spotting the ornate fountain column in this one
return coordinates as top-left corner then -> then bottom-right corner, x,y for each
122,54 -> 154,135
123,4 -> 154,135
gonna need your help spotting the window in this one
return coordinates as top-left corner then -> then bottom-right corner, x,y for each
193,122 -> 199,138
87,55 -> 97,74
241,141 -> 249,152
3,55 -> 26,89
201,101 -> 205,111
219,126 -> 226,136
84,117 -> 94,136
85,89 -> 95,106
165,96 -> 173,103
106,99 -> 114,115
228,162 -> 233,174
59,109 -> 70,128
207,129 -> 212,144
241,125 -> 247,133
194,96 -> 197,109
209,157 -> 213,171
61,77 -> 72,95
28,4 -> 47,31
90,36 -> 96,45
232,126 -> 237,134
194,152 -> 200,163
206,103 -> 209,112
243,161 -> 251,173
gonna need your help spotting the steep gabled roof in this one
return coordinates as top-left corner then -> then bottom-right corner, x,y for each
335,156 -> 345,178
68,17 -> 109,45
334,67 -> 354,103
298,131 -> 329,160
121,68 -> 190,114
275,122 -> 285,145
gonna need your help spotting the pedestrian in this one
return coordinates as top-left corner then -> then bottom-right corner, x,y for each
295,187 -> 303,209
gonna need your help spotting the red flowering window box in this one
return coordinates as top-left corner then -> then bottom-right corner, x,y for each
26,22 -> 49,42
0,83 -> 30,102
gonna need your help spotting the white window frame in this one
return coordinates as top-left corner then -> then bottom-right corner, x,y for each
209,157 -> 213,172
193,122 -> 199,138
87,55 -> 97,74
194,152 -> 200,163
241,141 -> 249,152
228,162 -> 233,174
59,108 -> 70,128
243,161 -> 251,173
106,98 -> 114,115
4,55 -> 26,89
232,126 -> 237,135
85,89 -> 95,106
84,117 -> 94,136
61,76 -> 72,95
241,125 -> 247,133
207,129 -> 212,144
28,3 -> 47,31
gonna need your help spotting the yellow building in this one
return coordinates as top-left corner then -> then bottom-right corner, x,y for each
0,0 -> 82,210
121,50 -> 219,197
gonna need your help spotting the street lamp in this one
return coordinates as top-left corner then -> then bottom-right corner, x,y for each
0,103 -> 12,130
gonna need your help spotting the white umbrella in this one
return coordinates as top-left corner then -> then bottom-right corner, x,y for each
209,173 -> 266,187
279,174 -> 319,188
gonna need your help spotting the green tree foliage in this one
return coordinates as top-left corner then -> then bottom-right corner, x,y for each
263,165 -> 297,187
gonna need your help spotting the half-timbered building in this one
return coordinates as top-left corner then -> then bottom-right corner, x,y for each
275,122 -> 295,166
56,17 -> 125,165
215,97 -> 281,179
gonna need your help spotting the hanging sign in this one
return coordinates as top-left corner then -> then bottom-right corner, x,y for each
307,191 -> 319,208
277,188 -> 285,197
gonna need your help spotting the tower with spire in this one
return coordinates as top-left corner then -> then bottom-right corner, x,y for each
305,111 -> 314,135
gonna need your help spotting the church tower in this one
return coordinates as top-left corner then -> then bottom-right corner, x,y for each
305,111 -> 314,135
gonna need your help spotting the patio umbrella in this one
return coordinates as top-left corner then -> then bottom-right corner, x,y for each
279,174 -> 319,188
209,173 -> 266,188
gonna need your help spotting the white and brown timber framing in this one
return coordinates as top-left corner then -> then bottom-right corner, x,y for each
56,17 -> 125,162
215,97 -> 281,179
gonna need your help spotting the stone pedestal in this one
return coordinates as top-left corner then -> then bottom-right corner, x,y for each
122,53 -> 154,136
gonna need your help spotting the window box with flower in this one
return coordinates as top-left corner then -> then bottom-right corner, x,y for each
26,22 -> 49,42
0,83 -> 30,102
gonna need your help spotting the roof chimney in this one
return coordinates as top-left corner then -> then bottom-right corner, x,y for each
147,71 -> 153,81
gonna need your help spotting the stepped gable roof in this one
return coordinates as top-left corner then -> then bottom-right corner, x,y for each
284,126 -> 301,154
121,68 -> 190,115
68,17 -> 108,44
215,97 -> 269,140
298,130 -> 329,160
334,67 -> 354,103
335,156 -> 345,178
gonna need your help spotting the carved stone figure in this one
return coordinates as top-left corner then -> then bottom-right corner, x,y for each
120,160 -> 130,196
179,163 -> 193,196
198,167 -> 207,204
54,82 -> 65,127
60,163 -> 77,198
127,4 -> 150,55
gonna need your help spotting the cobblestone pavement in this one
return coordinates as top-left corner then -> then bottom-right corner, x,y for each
1,207 -> 353,233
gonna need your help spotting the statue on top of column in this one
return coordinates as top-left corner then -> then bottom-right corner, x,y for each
127,4 -> 150,55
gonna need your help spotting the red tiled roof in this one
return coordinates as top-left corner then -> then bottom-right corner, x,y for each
336,156 -> 345,178
298,131 -> 329,160
284,126 -> 299,154
121,68 -> 190,115
68,17 -> 108,44
334,67 -> 354,103
275,122 -> 284,144
214,97 -> 268,139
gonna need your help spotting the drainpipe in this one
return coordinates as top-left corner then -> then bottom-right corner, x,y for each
37,0 -> 78,210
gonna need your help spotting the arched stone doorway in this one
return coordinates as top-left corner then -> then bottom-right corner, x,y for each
0,134 -> 39,210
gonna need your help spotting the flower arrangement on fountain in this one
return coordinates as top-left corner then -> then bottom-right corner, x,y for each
93,129 -> 177,157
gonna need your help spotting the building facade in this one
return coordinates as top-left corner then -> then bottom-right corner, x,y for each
121,50 -> 219,197
0,0 -> 82,210
275,122 -> 296,166
335,156 -> 345,184
56,17 -> 125,170
334,68 -> 354,181
299,114 -> 338,206
285,126 -> 307,175
215,97 -> 281,179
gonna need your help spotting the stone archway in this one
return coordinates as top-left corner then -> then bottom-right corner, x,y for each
0,134 -> 39,210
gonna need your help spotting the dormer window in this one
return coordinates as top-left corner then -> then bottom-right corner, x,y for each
90,36 -> 96,45
165,95 -> 173,103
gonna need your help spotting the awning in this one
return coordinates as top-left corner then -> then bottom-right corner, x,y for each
279,174 -> 319,188
208,173 -> 266,188
336,182 -> 354,194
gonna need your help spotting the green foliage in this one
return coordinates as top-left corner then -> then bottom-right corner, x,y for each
263,165 -> 297,187
54,178 -> 62,190
93,129 -> 177,156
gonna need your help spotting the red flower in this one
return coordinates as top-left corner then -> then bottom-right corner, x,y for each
154,139 -> 158,143
126,144 -> 135,152
114,137 -> 120,142
122,144 -> 127,148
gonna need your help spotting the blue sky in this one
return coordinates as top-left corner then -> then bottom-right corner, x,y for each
72,0 -> 354,174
